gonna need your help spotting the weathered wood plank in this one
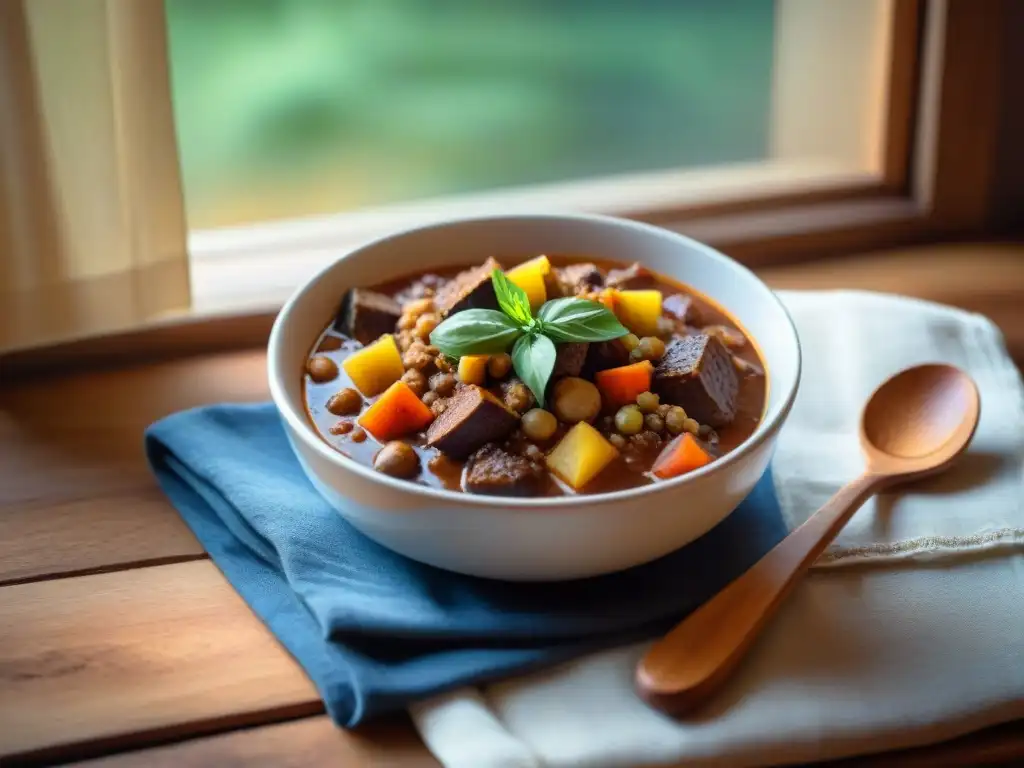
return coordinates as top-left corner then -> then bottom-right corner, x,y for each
0,351 -> 268,583
69,716 -> 438,768
0,560 -> 319,762
0,489 -> 205,587
64,713 -> 1024,768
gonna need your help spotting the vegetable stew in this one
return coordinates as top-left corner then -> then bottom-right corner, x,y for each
304,255 -> 767,496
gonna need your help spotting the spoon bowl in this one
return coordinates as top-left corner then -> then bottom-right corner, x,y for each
861,363 -> 981,477
635,363 -> 981,716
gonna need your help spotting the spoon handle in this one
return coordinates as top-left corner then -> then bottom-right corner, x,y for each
635,472 -> 883,715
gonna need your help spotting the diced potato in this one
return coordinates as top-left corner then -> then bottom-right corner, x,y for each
506,255 -> 551,311
615,290 -> 663,337
546,422 -> 620,490
458,354 -> 490,386
342,334 -> 405,396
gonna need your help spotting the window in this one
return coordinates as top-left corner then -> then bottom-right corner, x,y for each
167,0 -> 781,229
168,0 -> 910,309
1,0 -> 1019,354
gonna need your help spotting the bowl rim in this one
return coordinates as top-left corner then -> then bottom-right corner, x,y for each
267,211 -> 802,510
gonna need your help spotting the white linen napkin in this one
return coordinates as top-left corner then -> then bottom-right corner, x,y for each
408,290 -> 1024,768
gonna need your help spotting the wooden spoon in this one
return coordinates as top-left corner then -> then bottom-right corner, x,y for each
635,363 -> 981,716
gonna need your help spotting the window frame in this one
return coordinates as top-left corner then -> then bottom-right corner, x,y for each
3,0 -> 1022,374
187,0 -> 1002,311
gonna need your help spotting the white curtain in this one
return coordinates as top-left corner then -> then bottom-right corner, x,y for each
0,0 -> 190,353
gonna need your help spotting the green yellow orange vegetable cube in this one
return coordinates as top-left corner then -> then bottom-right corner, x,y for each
614,290 -> 662,337
342,333 -> 405,396
545,421 -> 620,490
457,354 -> 490,386
506,255 -> 551,311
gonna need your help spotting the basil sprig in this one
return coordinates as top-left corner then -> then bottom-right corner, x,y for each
429,268 -> 629,406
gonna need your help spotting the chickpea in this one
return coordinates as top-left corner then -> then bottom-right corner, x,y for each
397,313 -> 417,331
350,427 -> 368,443
552,377 -> 602,424
683,417 -> 700,436
636,391 -> 660,414
422,390 -> 439,406
614,405 -> 644,435
644,413 -> 665,433
414,313 -> 439,340
403,340 -> 435,370
629,347 -> 645,363
503,380 -> 535,413
638,336 -> 666,361
621,333 -> 641,352
488,352 -> 513,380
326,387 -> 362,415
657,403 -> 672,418
401,369 -> 427,397
429,372 -> 457,397
430,398 -> 448,417
665,406 -> 688,435
522,408 -> 558,441
656,316 -> 675,340
608,433 -> 627,450
396,329 -> 416,352
373,441 -> 420,479
329,420 -> 354,435
699,424 -> 714,438
403,297 -> 435,318
307,356 -> 339,383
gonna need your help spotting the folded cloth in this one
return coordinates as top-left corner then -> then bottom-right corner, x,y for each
145,408 -> 788,726
410,290 -> 1024,768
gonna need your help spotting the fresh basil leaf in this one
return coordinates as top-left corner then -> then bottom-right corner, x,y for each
511,332 -> 556,409
429,309 -> 522,357
537,297 -> 629,342
491,268 -> 533,327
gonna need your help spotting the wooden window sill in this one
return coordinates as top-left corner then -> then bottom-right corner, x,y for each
3,241 -> 1022,381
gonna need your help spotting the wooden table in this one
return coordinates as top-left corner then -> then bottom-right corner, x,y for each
2,244 -> 1023,767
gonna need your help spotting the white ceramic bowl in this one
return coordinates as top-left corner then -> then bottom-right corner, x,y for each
268,213 -> 800,581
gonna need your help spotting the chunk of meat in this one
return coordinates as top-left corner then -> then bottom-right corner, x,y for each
552,342 -> 590,379
426,384 -> 519,458
581,338 -> 631,378
555,263 -> 605,296
606,261 -> 651,289
662,293 -> 699,326
336,288 -> 402,345
395,273 -> 448,304
653,334 -> 739,427
434,258 -> 502,317
463,444 -> 545,497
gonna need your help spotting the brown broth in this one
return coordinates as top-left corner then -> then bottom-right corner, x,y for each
303,255 -> 767,496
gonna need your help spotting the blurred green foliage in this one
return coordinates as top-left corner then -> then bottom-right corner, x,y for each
166,0 -> 774,227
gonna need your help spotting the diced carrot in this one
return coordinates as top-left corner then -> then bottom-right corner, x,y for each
594,360 -> 654,410
358,380 -> 434,441
652,433 -> 714,479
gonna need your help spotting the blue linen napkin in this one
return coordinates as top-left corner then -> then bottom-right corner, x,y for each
144,403 -> 788,727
